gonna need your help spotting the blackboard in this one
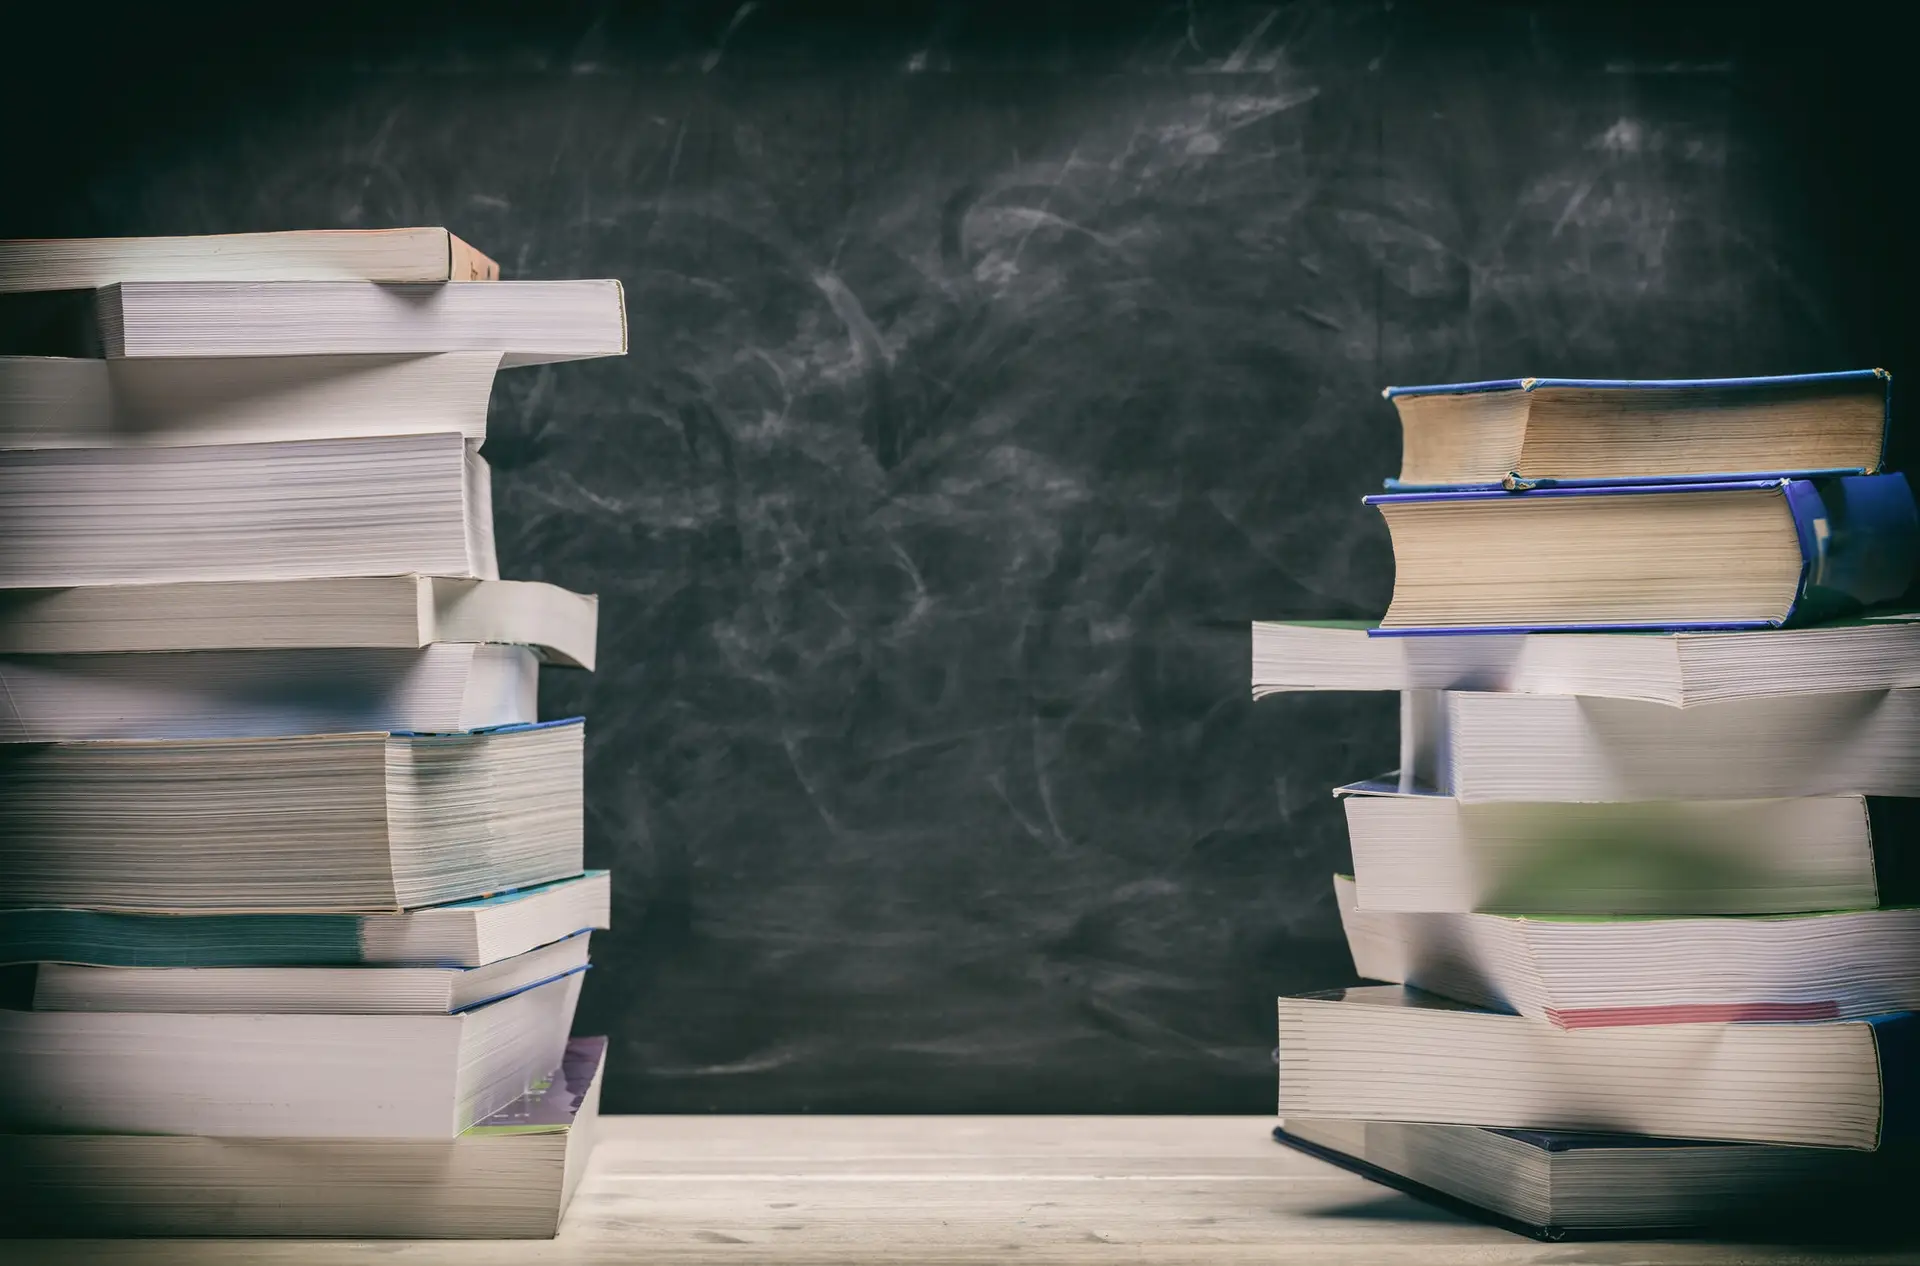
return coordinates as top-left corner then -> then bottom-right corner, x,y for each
3,0 -> 1909,1111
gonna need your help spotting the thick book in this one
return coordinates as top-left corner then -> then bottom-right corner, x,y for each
34,279 -> 623,364
26,931 -> 592,1016
0,352 -> 506,448
0,970 -> 581,1138
1275,985 -> 1916,1149
1365,474 -> 1919,633
0,719 -> 584,912
0,228 -> 501,290
0,643 -> 538,741
1337,780 -> 1910,915
1275,1119 -> 1898,1240
0,431 -> 495,588
0,1035 -> 606,1239
1335,874 -> 1920,1028
1438,688 -> 1920,802
0,574 -> 597,668
0,870 -> 611,968
1251,616 -> 1920,706
1382,369 -> 1890,490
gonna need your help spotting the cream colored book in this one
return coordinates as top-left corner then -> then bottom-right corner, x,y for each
0,575 -> 597,668
30,932 -> 592,1015
92,279 -> 625,364
0,352 -> 505,448
1440,688 -> 1920,802
1335,780 -> 1895,915
0,972 -> 581,1138
1276,985 -> 1908,1150
0,1036 -> 606,1239
0,432 -> 495,588
1251,617 -> 1920,706
1334,873 -> 1920,1028
0,643 -> 539,741
0,228 -> 499,290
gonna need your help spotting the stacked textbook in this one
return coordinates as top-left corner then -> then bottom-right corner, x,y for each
1257,370 -> 1920,1239
0,229 -> 623,1239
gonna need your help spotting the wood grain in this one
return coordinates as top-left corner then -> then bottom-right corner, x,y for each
6,1116 -> 1908,1264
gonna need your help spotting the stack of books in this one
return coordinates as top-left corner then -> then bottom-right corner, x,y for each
1256,370 -> 1920,1240
0,229 -> 624,1239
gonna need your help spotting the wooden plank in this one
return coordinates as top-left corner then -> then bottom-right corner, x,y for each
5,1116 -> 1905,1264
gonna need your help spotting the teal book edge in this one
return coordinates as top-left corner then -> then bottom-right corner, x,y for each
0,871 -> 609,968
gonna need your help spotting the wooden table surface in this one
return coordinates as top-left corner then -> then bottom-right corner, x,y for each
9,1116 -> 1915,1265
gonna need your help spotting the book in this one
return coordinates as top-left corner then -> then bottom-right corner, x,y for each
0,431 -> 496,588
1274,1119 -> 1897,1240
1251,616 -> 1920,706
0,1035 -> 606,1238
27,931 -> 591,1015
0,352 -> 505,448
1438,688 -> 1920,802
0,574 -> 597,668
0,643 -> 538,741
0,228 -> 501,289
0,870 -> 611,968
0,970 -> 582,1138
0,719 -> 583,912
1334,874 -> 1920,1027
1365,474 -> 1919,633
1382,370 -> 1890,491
4,279 -> 625,363
1275,985 -> 1915,1149
1336,780 -> 1909,915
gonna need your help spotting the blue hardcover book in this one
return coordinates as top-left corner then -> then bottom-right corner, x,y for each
1381,368 -> 1890,491
1365,473 -> 1919,634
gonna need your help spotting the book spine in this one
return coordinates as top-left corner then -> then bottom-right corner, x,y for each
1869,1011 -> 1919,1146
446,232 -> 501,282
1782,474 -> 1920,625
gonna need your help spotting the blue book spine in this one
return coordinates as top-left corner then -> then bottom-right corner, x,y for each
1364,474 -> 1920,636
1870,1011 -> 1919,1146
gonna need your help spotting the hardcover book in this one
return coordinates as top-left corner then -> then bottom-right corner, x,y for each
1382,369 -> 1890,490
1365,473 -> 1919,633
